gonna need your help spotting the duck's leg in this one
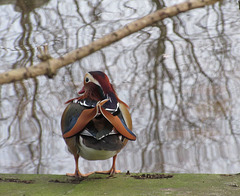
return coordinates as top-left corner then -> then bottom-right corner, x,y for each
95,155 -> 121,176
67,154 -> 94,177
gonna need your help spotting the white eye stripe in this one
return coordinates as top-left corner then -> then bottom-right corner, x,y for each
84,73 -> 101,86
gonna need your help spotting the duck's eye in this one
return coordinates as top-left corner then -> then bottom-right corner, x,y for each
85,77 -> 90,83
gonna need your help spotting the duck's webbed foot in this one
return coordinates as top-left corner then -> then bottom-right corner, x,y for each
95,168 -> 121,176
95,155 -> 120,176
66,169 -> 94,178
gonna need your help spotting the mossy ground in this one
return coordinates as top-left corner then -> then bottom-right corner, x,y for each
0,173 -> 240,195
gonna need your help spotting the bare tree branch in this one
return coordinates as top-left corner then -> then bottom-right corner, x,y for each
0,0 -> 219,85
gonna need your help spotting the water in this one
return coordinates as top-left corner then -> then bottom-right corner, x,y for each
0,0 -> 240,175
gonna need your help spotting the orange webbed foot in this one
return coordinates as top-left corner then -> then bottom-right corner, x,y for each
95,154 -> 120,176
95,168 -> 121,176
66,169 -> 94,178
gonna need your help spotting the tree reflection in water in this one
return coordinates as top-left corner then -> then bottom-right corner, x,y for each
0,0 -> 240,175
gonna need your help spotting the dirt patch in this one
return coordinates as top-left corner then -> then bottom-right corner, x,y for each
220,174 -> 234,177
131,174 -> 173,179
0,177 -> 34,184
49,178 -> 85,184
48,175 -> 105,184
228,183 -> 239,187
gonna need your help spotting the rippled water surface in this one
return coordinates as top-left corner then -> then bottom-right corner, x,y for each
1,0 -> 240,175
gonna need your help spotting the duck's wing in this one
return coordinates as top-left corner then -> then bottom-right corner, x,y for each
61,102 -> 98,138
99,102 -> 136,141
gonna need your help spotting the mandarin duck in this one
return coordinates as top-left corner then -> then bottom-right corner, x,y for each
61,71 -> 136,177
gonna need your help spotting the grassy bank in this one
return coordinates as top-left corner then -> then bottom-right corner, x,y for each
0,173 -> 240,195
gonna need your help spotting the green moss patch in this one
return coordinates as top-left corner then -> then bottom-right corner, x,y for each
0,173 -> 240,195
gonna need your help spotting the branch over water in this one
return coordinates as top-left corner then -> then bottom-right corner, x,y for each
0,0 -> 220,85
